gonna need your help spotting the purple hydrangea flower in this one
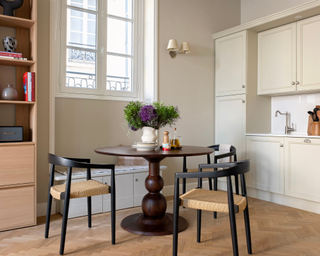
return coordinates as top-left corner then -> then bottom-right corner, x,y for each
140,105 -> 158,122
128,124 -> 137,131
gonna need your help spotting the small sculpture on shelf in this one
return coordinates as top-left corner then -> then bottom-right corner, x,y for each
2,84 -> 18,100
0,0 -> 24,16
2,36 -> 17,52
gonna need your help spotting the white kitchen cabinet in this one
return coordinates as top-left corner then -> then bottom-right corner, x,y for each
215,31 -> 247,96
258,23 -> 296,95
297,15 -> 320,92
284,137 -> 320,202
215,94 -> 246,160
246,136 -> 284,194
133,172 -> 149,207
258,15 -> 320,95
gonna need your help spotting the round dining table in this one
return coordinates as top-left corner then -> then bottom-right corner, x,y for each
94,145 -> 214,236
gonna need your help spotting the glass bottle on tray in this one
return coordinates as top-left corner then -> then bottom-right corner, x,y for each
171,128 -> 180,148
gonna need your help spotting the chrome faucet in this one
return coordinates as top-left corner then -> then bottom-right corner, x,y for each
275,110 -> 294,134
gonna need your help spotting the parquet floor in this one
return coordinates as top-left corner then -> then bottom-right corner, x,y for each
1,197 -> 320,255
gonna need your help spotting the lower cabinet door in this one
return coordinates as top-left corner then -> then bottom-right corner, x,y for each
285,138 -> 320,202
103,174 -> 134,212
0,185 -> 35,231
246,136 -> 284,194
59,177 -> 103,218
133,172 -> 148,207
215,94 -> 246,160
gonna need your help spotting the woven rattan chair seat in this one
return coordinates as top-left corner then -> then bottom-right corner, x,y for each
180,188 -> 246,213
51,180 -> 110,200
187,168 -> 214,173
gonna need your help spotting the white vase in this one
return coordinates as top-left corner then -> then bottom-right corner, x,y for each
141,127 -> 157,143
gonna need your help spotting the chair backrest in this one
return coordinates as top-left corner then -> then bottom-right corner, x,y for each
206,144 -> 237,163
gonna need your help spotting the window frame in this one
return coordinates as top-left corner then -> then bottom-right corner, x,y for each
57,0 -> 143,100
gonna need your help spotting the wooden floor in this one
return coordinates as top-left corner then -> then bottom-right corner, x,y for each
1,197 -> 320,255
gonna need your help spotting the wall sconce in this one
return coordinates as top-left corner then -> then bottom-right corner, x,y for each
167,39 -> 191,59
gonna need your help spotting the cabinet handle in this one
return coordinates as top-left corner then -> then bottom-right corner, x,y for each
279,143 -> 283,147
242,100 -> 245,103
105,182 -> 108,185
291,81 -> 295,85
304,139 -> 311,143
135,179 -> 138,182
296,81 -> 300,85
242,85 -> 245,88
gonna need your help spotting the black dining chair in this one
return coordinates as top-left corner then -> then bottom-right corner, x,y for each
173,160 -> 252,256
183,144 -> 238,218
45,154 -> 116,255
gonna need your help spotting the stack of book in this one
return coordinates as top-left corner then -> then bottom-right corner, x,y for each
23,72 -> 35,101
0,51 -> 27,60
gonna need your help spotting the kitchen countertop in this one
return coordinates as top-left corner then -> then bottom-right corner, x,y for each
245,133 -> 320,138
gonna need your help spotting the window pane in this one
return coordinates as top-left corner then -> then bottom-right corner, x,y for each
107,55 -> 132,91
108,0 -> 132,19
107,18 -> 132,55
66,48 -> 97,89
68,0 -> 97,11
67,8 -> 96,49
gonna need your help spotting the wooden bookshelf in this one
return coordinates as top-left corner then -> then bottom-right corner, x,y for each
0,0 -> 37,232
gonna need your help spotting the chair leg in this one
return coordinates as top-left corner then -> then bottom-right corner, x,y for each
87,196 -> 92,228
111,188 -> 115,244
208,178 -> 212,190
213,177 -> 218,219
60,196 -> 71,255
234,175 -> 240,195
244,206 -> 252,254
45,193 -> 53,238
197,209 -> 202,243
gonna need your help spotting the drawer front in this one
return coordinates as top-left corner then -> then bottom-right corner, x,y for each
0,186 -> 35,231
0,145 -> 35,186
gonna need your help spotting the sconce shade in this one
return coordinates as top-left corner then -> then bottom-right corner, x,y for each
180,42 -> 191,54
167,39 -> 179,51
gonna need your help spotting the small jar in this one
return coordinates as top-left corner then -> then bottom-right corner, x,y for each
2,84 -> 18,100
162,131 -> 171,151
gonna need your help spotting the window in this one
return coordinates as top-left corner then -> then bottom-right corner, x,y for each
59,0 -> 142,99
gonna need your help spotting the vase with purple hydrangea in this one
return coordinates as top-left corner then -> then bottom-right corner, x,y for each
123,101 -> 180,143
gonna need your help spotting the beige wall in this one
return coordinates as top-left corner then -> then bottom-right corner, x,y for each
37,0 -> 50,205
241,0 -> 314,24
37,0 -> 240,205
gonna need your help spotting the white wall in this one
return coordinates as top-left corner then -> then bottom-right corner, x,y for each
271,93 -> 320,134
241,0 -> 314,24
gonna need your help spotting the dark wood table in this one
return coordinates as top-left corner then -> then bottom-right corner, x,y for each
94,145 -> 214,236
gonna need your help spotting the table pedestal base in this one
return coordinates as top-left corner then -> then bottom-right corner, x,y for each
120,213 -> 188,236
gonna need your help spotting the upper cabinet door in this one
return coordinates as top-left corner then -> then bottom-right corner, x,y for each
258,23 -> 297,95
297,15 -> 320,92
215,31 -> 247,97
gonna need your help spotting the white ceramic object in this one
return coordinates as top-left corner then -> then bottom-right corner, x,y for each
2,84 -> 18,100
141,127 -> 157,143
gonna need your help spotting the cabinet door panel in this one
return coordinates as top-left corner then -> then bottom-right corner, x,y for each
246,136 -> 284,194
285,138 -> 320,202
215,31 -> 246,96
103,174 -> 133,212
133,172 -> 148,207
215,95 -> 246,160
258,23 -> 296,95
59,177 -> 103,218
0,186 -> 35,231
297,15 -> 320,91
0,145 -> 34,186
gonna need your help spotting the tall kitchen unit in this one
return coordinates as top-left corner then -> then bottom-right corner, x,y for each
214,30 -> 270,161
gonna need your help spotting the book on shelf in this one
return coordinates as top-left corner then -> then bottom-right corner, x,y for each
0,51 -> 22,58
23,72 -> 35,102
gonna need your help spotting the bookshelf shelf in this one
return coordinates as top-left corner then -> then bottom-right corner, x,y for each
0,58 -> 35,67
0,14 -> 35,29
0,100 -> 35,105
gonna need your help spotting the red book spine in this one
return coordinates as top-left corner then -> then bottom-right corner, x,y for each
23,72 -> 28,101
0,51 -> 22,58
31,72 -> 35,101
